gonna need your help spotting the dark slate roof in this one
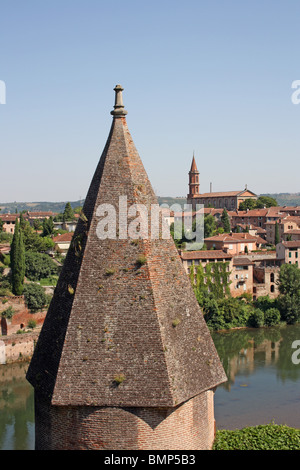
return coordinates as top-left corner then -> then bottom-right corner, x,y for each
26,85 -> 226,407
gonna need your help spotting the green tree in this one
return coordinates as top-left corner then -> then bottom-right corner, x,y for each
63,202 -> 74,222
256,196 -> 278,208
204,214 -> 217,238
22,221 -> 54,252
221,208 -> 231,233
277,264 -> 300,324
25,251 -> 58,281
11,219 -> 26,295
239,199 -> 257,211
42,216 -> 54,237
264,308 -> 281,327
33,219 -> 42,231
23,283 -> 48,312
275,222 -> 280,245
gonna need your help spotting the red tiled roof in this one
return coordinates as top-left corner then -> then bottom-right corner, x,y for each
233,257 -> 254,266
27,211 -> 56,217
190,155 -> 198,172
0,214 -> 19,222
205,232 -> 257,242
52,232 -> 74,242
205,232 -> 267,245
180,250 -> 232,260
231,209 -> 268,217
282,241 -> 300,248
197,190 -> 253,198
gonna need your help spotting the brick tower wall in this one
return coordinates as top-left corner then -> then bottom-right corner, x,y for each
34,390 -> 216,450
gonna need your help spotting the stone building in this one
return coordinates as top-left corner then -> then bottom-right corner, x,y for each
253,261 -> 280,300
231,257 -> 254,297
187,156 -> 257,210
26,85 -> 226,450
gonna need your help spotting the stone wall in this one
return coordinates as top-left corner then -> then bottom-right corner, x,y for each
0,329 -> 40,364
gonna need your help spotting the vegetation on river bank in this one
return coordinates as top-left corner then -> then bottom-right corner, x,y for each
189,262 -> 300,331
213,423 -> 300,450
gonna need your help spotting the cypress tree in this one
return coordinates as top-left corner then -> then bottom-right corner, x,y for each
63,202 -> 74,222
11,219 -> 26,295
275,222 -> 280,245
10,218 -> 19,274
221,208 -> 231,233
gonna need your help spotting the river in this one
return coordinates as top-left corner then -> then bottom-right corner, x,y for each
0,323 -> 300,450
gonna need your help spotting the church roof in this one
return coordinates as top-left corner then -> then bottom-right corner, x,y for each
198,189 -> 257,198
26,85 -> 226,408
190,154 -> 199,172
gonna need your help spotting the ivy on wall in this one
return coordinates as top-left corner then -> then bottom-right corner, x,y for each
189,261 -> 231,299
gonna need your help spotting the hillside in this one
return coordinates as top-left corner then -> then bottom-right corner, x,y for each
0,200 -> 84,214
261,193 -> 300,207
0,197 -> 187,214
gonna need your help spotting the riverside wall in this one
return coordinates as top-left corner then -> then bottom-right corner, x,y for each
0,329 -> 41,364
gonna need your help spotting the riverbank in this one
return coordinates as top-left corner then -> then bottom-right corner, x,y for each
0,327 -> 41,364
213,423 -> 300,450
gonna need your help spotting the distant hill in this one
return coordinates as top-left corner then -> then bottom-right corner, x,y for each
260,193 -> 300,207
0,200 -> 84,214
0,197 -> 187,214
1,194 -> 300,214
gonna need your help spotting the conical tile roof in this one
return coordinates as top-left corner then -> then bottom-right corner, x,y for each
27,85 -> 226,407
190,154 -> 198,173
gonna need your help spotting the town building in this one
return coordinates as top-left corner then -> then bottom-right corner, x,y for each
180,249 -> 233,275
204,232 -> 267,255
265,216 -> 300,245
283,229 -> 300,241
0,214 -> 18,233
26,85 -> 226,451
187,156 -> 257,211
0,211 -> 56,234
276,240 -> 300,266
230,208 -> 268,229
52,232 -> 74,255
253,259 -> 280,300
231,257 -> 254,297
180,250 -> 253,298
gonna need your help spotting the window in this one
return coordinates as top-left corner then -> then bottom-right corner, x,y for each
270,285 -> 275,293
289,252 -> 292,258
270,273 -> 275,283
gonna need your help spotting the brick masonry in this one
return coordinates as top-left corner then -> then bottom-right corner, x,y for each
34,390 -> 215,450
27,86 -> 227,450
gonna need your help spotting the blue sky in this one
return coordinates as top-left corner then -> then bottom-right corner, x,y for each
1,0 -> 300,202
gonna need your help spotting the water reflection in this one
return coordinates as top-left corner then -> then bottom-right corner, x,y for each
0,325 -> 300,449
0,362 -> 34,450
212,324 -> 300,430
